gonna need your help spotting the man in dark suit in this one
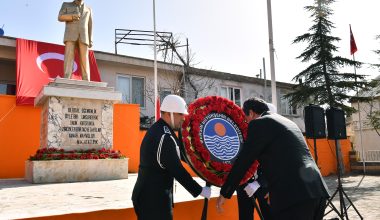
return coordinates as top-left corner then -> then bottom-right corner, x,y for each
217,97 -> 329,220
237,102 -> 277,220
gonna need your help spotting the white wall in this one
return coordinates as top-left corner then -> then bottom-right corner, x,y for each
351,99 -> 380,154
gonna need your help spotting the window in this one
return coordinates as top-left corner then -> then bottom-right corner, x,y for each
160,89 -> 171,103
0,83 -> 16,95
280,94 -> 298,115
0,84 -> 7,94
116,75 -> 145,108
132,77 -> 144,107
221,86 -> 241,106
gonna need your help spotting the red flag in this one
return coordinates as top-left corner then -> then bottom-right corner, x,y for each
16,38 -> 101,105
156,96 -> 161,121
350,25 -> 358,55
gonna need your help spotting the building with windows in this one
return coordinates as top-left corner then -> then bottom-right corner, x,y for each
182,67 -> 304,129
350,75 -> 380,161
0,36 -> 304,130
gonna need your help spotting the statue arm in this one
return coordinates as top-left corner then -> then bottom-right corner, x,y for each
58,14 -> 80,22
88,9 -> 93,48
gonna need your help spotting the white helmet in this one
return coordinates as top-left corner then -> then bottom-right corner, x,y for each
266,102 -> 277,114
160,95 -> 188,115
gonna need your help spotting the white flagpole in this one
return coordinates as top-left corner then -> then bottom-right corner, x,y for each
266,0 -> 277,109
263,57 -> 267,101
153,0 -> 158,121
353,53 -> 366,174
350,24 -> 365,174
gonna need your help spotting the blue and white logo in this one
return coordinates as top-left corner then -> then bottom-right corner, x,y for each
200,113 -> 243,162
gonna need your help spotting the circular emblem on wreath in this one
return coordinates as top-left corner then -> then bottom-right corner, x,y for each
181,96 -> 258,187
200,113 -> 242,162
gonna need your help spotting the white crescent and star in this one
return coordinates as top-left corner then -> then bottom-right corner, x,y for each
36,52 -> 78,75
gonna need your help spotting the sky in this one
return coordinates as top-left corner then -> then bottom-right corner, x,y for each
1,0 -> 380,83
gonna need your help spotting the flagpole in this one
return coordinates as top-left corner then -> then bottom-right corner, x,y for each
266,0 -> 277,109
353,54 -> 366,174
153,0 -> 158,121
263,57 -> 267,101
350,24 -> 366,174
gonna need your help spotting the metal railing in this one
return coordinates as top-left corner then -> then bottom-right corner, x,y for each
357,150 -> 380,162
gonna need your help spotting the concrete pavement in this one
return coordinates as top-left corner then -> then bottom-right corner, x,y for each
0,174 -> 379,219
323,174 -> 380,220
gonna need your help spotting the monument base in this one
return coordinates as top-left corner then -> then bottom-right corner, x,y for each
25,159 -> 129,183
34,78 -> 122,151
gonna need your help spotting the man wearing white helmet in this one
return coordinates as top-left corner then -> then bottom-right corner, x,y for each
132,95 -> 211,220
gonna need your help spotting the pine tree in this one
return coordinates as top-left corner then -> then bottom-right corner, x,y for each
285,0 -> 369,115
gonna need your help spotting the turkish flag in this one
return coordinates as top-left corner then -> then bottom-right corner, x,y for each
156,96 -> 161,121
16,38 -> 102,105
350,25 -> 358,55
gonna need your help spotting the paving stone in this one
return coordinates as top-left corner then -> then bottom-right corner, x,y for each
0,174 -> 378,220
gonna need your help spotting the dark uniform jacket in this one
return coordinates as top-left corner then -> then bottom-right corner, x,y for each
221,112 -> 330,214
132,119 -> 202,220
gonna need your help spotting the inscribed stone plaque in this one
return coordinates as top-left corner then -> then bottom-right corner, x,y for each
40,102 -> 49,148
61,99 -> 102,148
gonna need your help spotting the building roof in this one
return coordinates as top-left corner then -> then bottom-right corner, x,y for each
357,75 -> 380,98
187,66 -> 294,89
0,36 -> 295,89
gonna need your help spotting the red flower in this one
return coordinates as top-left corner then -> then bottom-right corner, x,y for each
182,129 -> 189,138
183,138 -> 191,148
225,108 -> 232,116
29,147 -> 126,161
199,149 -> 211,161
223,163 -> 233,172
211,161 -> 223,171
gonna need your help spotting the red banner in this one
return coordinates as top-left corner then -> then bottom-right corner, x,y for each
350,25 -> 358,55
16,38 -> 101,105
156,96 -> 161,121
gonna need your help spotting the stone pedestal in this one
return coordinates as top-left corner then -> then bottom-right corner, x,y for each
25,159 -> 129,183
34,78 -> 122,151
26,78 -> 127,183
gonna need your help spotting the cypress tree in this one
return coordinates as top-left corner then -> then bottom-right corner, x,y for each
285,0 -> 370,115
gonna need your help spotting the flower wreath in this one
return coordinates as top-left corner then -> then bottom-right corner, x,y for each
181,96 -> 259,187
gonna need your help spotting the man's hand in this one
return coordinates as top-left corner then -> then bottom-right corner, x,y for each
216,195 -> 226,213
200,186 -> 211,199
244,180 -> 260,197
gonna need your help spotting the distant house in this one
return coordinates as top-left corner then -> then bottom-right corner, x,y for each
350,75 -> 380,161
0,36 -> 304,130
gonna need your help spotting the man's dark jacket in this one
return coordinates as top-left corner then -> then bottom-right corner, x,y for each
221,113 -> 330,213
132,119 -> 202,220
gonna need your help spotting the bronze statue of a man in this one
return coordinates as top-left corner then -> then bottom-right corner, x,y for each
58,0 -> 92,81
